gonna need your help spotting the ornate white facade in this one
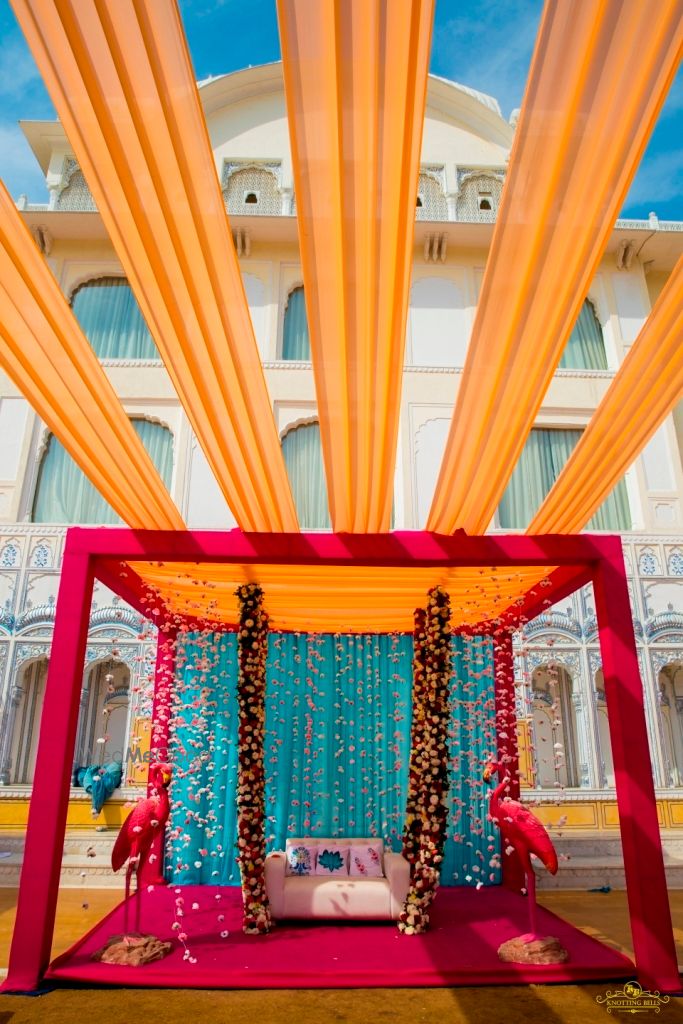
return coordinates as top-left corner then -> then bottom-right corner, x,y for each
2,65 -> 683,878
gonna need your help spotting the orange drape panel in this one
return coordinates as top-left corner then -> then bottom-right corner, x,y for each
278,0 -> 434,532
428,0 -> 683,535
130,560 -> 552,633
529,256 -> 683,534
0,183 -> 184,530
12,0 -> 298,533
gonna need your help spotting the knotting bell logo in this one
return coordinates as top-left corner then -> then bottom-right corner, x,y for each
596,981 -> 670,1014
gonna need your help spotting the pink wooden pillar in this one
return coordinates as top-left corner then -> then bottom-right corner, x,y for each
139,623 -> 177,886
493,630 -> 525,891
593,543 -> 680,993
2,542 -> 93,992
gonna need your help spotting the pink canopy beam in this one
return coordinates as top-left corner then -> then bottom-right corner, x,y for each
1,527 -> 678,993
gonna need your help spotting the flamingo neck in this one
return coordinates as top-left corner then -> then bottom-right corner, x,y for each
490,766 -> 513,813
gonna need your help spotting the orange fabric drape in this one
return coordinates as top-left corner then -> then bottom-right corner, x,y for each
130,560 -> 552,633
529,256 -> 683,534
278,0 -> 434,532
428,0 -> 683,535
0,182 -> 184,530
12,0 -> 298,533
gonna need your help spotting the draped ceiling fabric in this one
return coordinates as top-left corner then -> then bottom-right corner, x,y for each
13,0 -> 298,533
278,0 -> 434,532
427,0 -> 683,536
529,256 -> 683,535
126,560 -> 555,633
0,182 -> 183,531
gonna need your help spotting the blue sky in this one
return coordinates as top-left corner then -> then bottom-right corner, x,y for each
0,0 -> 680,219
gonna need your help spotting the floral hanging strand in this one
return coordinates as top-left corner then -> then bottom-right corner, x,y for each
402,606 -> 428,869
399,585 -> 452,935
235,583 -> 272,935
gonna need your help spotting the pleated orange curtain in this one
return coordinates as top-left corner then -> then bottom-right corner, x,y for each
529,256 -> 683,534
428,0 -> 683,536
0,181 -> 183,530
130,560 -> 553,633
12,0 -> 298,533
278,0 -> 434,532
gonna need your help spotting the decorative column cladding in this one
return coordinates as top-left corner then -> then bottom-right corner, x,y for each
235,583 -> 272,935
402,606 -> 428,870
399,585 -> 452,935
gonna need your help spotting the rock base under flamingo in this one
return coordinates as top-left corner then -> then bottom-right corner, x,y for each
92,933 -> 172,966
497,935 -> 569,965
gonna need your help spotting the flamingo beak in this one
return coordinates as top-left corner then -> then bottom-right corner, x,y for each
162,770 -> 172,786
483,764 -> 493,782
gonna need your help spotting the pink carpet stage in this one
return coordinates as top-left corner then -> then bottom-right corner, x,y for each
46,886 -> 634,989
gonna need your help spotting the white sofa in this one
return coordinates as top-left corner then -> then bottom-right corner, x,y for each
265,838 -> 410,920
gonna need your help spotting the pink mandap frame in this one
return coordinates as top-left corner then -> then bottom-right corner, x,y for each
1,528 -> 679,993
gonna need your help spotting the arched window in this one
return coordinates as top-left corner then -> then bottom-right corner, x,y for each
32,419 -> 173,524
281,421 -> 330,529
498,428 -> 631,530
559,299 -> 608,370
456,174 -> 502,221
9,657 -> 48,784
71,278 -> 159,360
223,167 -> 281,216
530,662 -> 579,788
74,659 -> 130,772
657,662 -> 683,787
416,172 -> 447,221
594,670 -> 615,787
282,286 -> 311,360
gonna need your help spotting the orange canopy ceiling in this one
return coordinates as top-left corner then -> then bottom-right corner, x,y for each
12,0 -> 298,532
529,255 -> 683,534
278,0 -> 433,532
128,560 -> 555,634
427,0 -> 683,535
0,181 -> 183,530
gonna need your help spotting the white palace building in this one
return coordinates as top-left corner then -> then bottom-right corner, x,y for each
0,63 -> 682,886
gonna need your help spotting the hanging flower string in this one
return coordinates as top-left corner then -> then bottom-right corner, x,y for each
235,583 -> 273,935
402,606 -> 428,870
399,585 -> 452,935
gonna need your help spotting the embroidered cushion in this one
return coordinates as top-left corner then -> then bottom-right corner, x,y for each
349,841 -> 384,878
285,842 -> 317,877
315,845 -> 349,876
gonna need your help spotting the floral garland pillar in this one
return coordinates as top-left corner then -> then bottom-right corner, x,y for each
235,583 -> 272,935
402,607 -> 428,870
399,585 -> 452,935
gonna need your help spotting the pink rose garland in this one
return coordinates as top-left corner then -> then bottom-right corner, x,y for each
235,583 -> 273,935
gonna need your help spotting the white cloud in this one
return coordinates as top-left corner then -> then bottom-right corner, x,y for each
0,35 -> 41,101
431,0 -> 541,117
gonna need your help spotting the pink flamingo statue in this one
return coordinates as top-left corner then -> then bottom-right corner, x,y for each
111,762 -> 172,934
483,758 -> 558,941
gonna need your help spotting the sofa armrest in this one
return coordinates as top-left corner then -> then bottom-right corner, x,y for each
265,852 -> 286,919
385,851 -> 410,918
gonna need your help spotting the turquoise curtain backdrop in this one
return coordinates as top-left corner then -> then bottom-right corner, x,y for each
559,299 -> 608,370
167,631 -> 500,888
71,277 -> 159,360
281,422 -> 331,529
282,286 -> 311,360
498,427 -> 631,531
31,418 -> 173,524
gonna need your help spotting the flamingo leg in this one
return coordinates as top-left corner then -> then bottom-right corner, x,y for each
135,861 -> 141,933
123,862 -> 134,934
525,865 -> 539,940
